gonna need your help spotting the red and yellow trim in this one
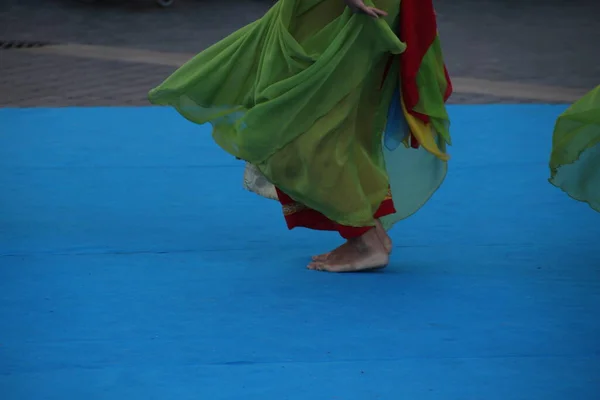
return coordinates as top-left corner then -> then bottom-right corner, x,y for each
381,0 -> 452,158
276,188 -> 395,239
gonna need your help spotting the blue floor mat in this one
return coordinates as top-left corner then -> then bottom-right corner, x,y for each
0,105 -> 598,400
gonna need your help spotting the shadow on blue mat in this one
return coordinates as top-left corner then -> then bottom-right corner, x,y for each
0,105 -> 598,400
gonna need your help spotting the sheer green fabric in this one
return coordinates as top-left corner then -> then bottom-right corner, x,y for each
149,0 -> 407,227
549,85 -> 600,212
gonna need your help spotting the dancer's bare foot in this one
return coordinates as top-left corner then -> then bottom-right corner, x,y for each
307,227 -> 389,272
312,241 -> 352,262
311,220 -> 392,261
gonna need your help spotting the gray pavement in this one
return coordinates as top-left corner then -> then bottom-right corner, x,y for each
1,0 -> 599,106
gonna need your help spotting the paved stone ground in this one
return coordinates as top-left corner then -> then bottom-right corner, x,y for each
1,0 -> 598,106
1,50 -> 175,106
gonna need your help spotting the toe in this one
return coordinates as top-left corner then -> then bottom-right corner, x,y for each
308,261 -> 331,271
307,261 -> 320,270
312,253 -> 330,261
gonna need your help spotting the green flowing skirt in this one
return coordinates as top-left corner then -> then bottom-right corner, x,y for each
149,0 -> 448,228
549,86 -> 600,212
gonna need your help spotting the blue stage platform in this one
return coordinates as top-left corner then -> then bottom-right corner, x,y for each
1,105 -> 598,400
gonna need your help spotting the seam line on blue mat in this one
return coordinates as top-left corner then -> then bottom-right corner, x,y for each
2,354 -> 598,376
1,241 -> 598,258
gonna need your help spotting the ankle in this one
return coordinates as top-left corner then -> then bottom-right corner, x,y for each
358,228 -> 382,249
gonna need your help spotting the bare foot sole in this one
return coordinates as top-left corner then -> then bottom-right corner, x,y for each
307,227 -> 389,273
